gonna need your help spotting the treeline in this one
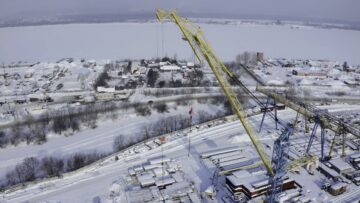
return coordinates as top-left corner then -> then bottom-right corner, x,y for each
93,67 -> 110,89
113,106 -> 231,153
1,100 -> 230,191
146,67 -> 209,89
0,103 -> 117,148
142,87 -> 225,97
2,151 -> 107,190
0,95 -> 232,148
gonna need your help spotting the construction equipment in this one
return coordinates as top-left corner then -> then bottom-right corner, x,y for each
259,96 -> 279,132
257,86 -> 360,158
266,124 -> 292,203
156,9 -> 274,175
156,9 -> 328,202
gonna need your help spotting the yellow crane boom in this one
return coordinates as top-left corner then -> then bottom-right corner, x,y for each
156,9 -> 274,176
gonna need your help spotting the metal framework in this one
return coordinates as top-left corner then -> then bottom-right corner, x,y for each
267,124 -> 293,203
305,114 -> 326,160
328,124 -> 347,158
259,96 -> 279,133
257,86 -> 360,156
156,9 -> 274,175
156,9 -> 327,202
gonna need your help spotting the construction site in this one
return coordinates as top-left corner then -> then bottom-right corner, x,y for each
1,3 -> 360,203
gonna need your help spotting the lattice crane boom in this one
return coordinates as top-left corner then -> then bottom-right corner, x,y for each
156,9 -> 274,176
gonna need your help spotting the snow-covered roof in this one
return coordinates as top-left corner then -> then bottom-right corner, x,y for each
143,163 -> 162,171
153,167 -> 169,177
318,163 -> 340,178
349,152 -> 360,159
188,192 -> 201,203
160,65 -> 181,71
97,86 -> 115,93
267,80 -> 284,86
329,158 -> 353,172
162,181 -> 192,198
299,78 -> 313,85
187,62 -> 194,67
149,157 -> 171,165
200,146 -> 241,158
137,172 -> 155,187
127,188 -> 153,203
155,176 -> 175,187
330,182 -> 347,190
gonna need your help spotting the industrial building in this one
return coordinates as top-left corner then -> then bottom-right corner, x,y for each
125,157 -> 201,202
225,170 -> 296,199
329,158 -> 354,174
329,182 -> 347,196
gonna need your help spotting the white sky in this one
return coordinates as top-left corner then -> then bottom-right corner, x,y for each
0,0 -> 360,23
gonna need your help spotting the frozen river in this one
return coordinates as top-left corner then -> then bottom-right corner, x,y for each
1,22 -> 360,64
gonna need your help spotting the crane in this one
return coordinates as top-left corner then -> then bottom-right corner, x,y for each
156,9 -> 318,202
257,86 -> 360,159
156,9 -> 274,176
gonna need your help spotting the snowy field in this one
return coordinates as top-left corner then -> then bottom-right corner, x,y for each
1,22 -> 360,64
3,107 -> 360,203
0,101 -> 223,177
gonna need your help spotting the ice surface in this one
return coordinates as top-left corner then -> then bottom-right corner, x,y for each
0,22 -> 360,64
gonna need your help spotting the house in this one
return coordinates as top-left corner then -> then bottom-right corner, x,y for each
148,63 -> 160,69
160,65 -> 181,72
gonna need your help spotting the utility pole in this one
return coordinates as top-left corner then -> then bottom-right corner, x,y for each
159,136 -> 166,203
188,107 -> 193,157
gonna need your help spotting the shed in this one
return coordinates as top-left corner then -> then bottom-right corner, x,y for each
329,182 -> 347,196
155,176 -> 175,188
137,172 -> 155,188
329,158 -> 353,174
149,157 -> 171,165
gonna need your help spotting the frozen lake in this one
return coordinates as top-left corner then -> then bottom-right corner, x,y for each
1,22 -> 360,64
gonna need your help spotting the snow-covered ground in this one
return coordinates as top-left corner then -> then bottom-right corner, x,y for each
1,110 -> 284,203
2,106 -> 360,203
0,101 -> 223,178
1,22 -> 360,64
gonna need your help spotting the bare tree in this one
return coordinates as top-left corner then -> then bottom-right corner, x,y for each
113,134 -> 126,152
153,103 -> 169,113
0,130 -> 9,148
66,153 -> 86,171
134,106 -> 151,116
21,157 -> 40,181
41,156 -> 64,177
5,170 -> 18,185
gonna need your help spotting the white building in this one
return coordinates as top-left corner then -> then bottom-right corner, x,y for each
97,86 -> 115,93
160,65 -> 181,72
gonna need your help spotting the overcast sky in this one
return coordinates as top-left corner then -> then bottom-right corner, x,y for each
1,0 -> 360,24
